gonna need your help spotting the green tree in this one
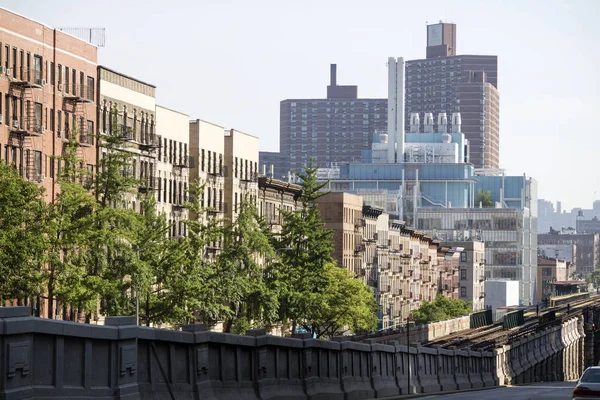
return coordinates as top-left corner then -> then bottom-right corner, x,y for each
45,139 -> 100,319
0,161 -> 47,306
180,180 -> 228,327
302,262 -> 378,339
271,159 -> 377,337
91,107 -> 142,318
217,195 -> 279,334
411,294 -> 471,325
475,189 -> 494,208
134,193 -> 192,327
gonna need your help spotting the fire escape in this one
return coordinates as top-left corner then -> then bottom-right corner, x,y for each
8,67 -> 44,182
62,81 -> 93,162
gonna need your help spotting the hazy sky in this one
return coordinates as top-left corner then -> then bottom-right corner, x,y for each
4,0 -> 599,211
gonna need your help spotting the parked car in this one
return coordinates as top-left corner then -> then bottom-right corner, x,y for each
574,367 -> 600,399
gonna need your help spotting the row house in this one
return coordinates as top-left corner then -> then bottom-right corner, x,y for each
257,176 -> 302,237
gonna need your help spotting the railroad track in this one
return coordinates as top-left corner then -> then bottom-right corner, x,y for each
425,294 -> 600,351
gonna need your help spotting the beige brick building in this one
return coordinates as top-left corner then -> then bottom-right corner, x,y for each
317,192 -> 461,328
0,8 -> 98,202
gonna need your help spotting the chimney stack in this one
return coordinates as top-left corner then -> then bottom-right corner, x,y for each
410,113 -> 420,133
451,112 -> 462,133
330,64 -> 337,86
423,112 -> 434,133
437,113 -> 448,133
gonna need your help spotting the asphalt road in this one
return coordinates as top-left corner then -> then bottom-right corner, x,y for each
416,381 -> 577,399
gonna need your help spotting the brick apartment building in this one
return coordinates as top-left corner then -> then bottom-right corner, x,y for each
406,22 -> 499,169
0,8 -> 98,202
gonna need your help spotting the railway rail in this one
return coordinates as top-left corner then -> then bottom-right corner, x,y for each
425,293 -> 600,351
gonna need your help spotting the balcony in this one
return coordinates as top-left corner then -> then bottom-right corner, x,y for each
479,275 -> 486,282
9,119 -> 43,137
63,83 -> 94,103
139,136 -> 160,151
80,134 -> 94,147
138,177 -> 157,193
174,158 -> 190,169
10,69 -> 43,89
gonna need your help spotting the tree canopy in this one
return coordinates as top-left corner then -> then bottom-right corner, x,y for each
475,189 -> 494,208
411,294 -> 471,325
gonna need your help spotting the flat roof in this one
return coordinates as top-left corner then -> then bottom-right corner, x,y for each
99,65 -> 156,88
156,105 -> 188,117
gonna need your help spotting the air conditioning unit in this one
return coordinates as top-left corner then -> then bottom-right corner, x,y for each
12,120 -> 19,129
6,68 -> 11,77
36,174 -> 45,182
0,115 -> 3,124
41,126 -> 45,133
0,66 -> 5,74
58,83 -> 63,91
58,130 -> 63,138
41,79 -> 46,86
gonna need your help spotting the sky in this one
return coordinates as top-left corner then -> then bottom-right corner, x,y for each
3,0 -> 599,211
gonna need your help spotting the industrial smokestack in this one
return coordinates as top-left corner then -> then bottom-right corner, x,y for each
437,113 -> 448,133
451,112 -> 462,133
423,113 -> 434,133
387,56 -> 405,163
330,64 -> 337,86
410,113 -> 420,133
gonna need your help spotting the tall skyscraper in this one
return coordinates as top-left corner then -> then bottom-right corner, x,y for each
260,64 -> 387,179
405,22 -> 499,169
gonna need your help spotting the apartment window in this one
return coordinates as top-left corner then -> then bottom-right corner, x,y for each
34,151 -> 42,175
72,69 -> 77,95
87,120 -> 93,140
184,143 -> 188,165
65,67 -> 69,92
33,55 -> 42,85
460,252 -> 467,262
87,76 -> 94,101
234,192 -> 238,212
207,150 -> 211,173
19,50 -> 24,80
3,45 -> 8,69
79,72 -> 84,97
163,138 -> 167,162
178,142 -> 182,165
219,153 -> 222,175
219,189 -> 223,211
234,157 -> 238,178
460,269 -> 467,280
157,135 -> 162,159
50,108 -> 54,132
57,64 -> 62,86
207,187 -> 211,208
4,94 -> 8,124
11,48 -> 16,78
163,178 -> 167,203
201,149 -> 205,171
460,287 -> 467,297
50,62 -> 55,85
34,103 -> 42,130
57,111 -> 62,134
169,140 -> 173,164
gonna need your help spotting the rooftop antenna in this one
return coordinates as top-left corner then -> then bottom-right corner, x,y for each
55,27 -> 106,47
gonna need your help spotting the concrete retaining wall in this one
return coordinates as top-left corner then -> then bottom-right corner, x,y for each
0,307 -> 586,399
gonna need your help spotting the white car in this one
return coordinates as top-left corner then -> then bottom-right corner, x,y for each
573,367 -> 600,399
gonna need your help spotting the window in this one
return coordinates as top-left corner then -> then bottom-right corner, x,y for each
201,149 -> 205,171
460,252 -> 467,262
19,50 -> 24,80
460,269 -> 467,280
34,103 -> 42,130
234,157 -> 238,178
87,76 -> 94,101
460,287 -> 467,297
158,178 -> 162,202
57,111 -> 62,134
3,45 -> 8,69
34,151 -> 42,175
33,55 -> 42,84
72,69 -> 76,95
80,72 -> 84,97
50,62 -> 55,85
207,150 -> 211,173
4,94 -> 8,124
65,67 -> 69,92
86,120 -> 94,139
50,108 -> 54,131
12,48 -> 16,77
163,178 -> 167,203
542,268 -> 553,277
157,135 -> 162,160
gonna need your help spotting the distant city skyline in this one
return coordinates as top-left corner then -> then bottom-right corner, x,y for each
3,0 -> 598,210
